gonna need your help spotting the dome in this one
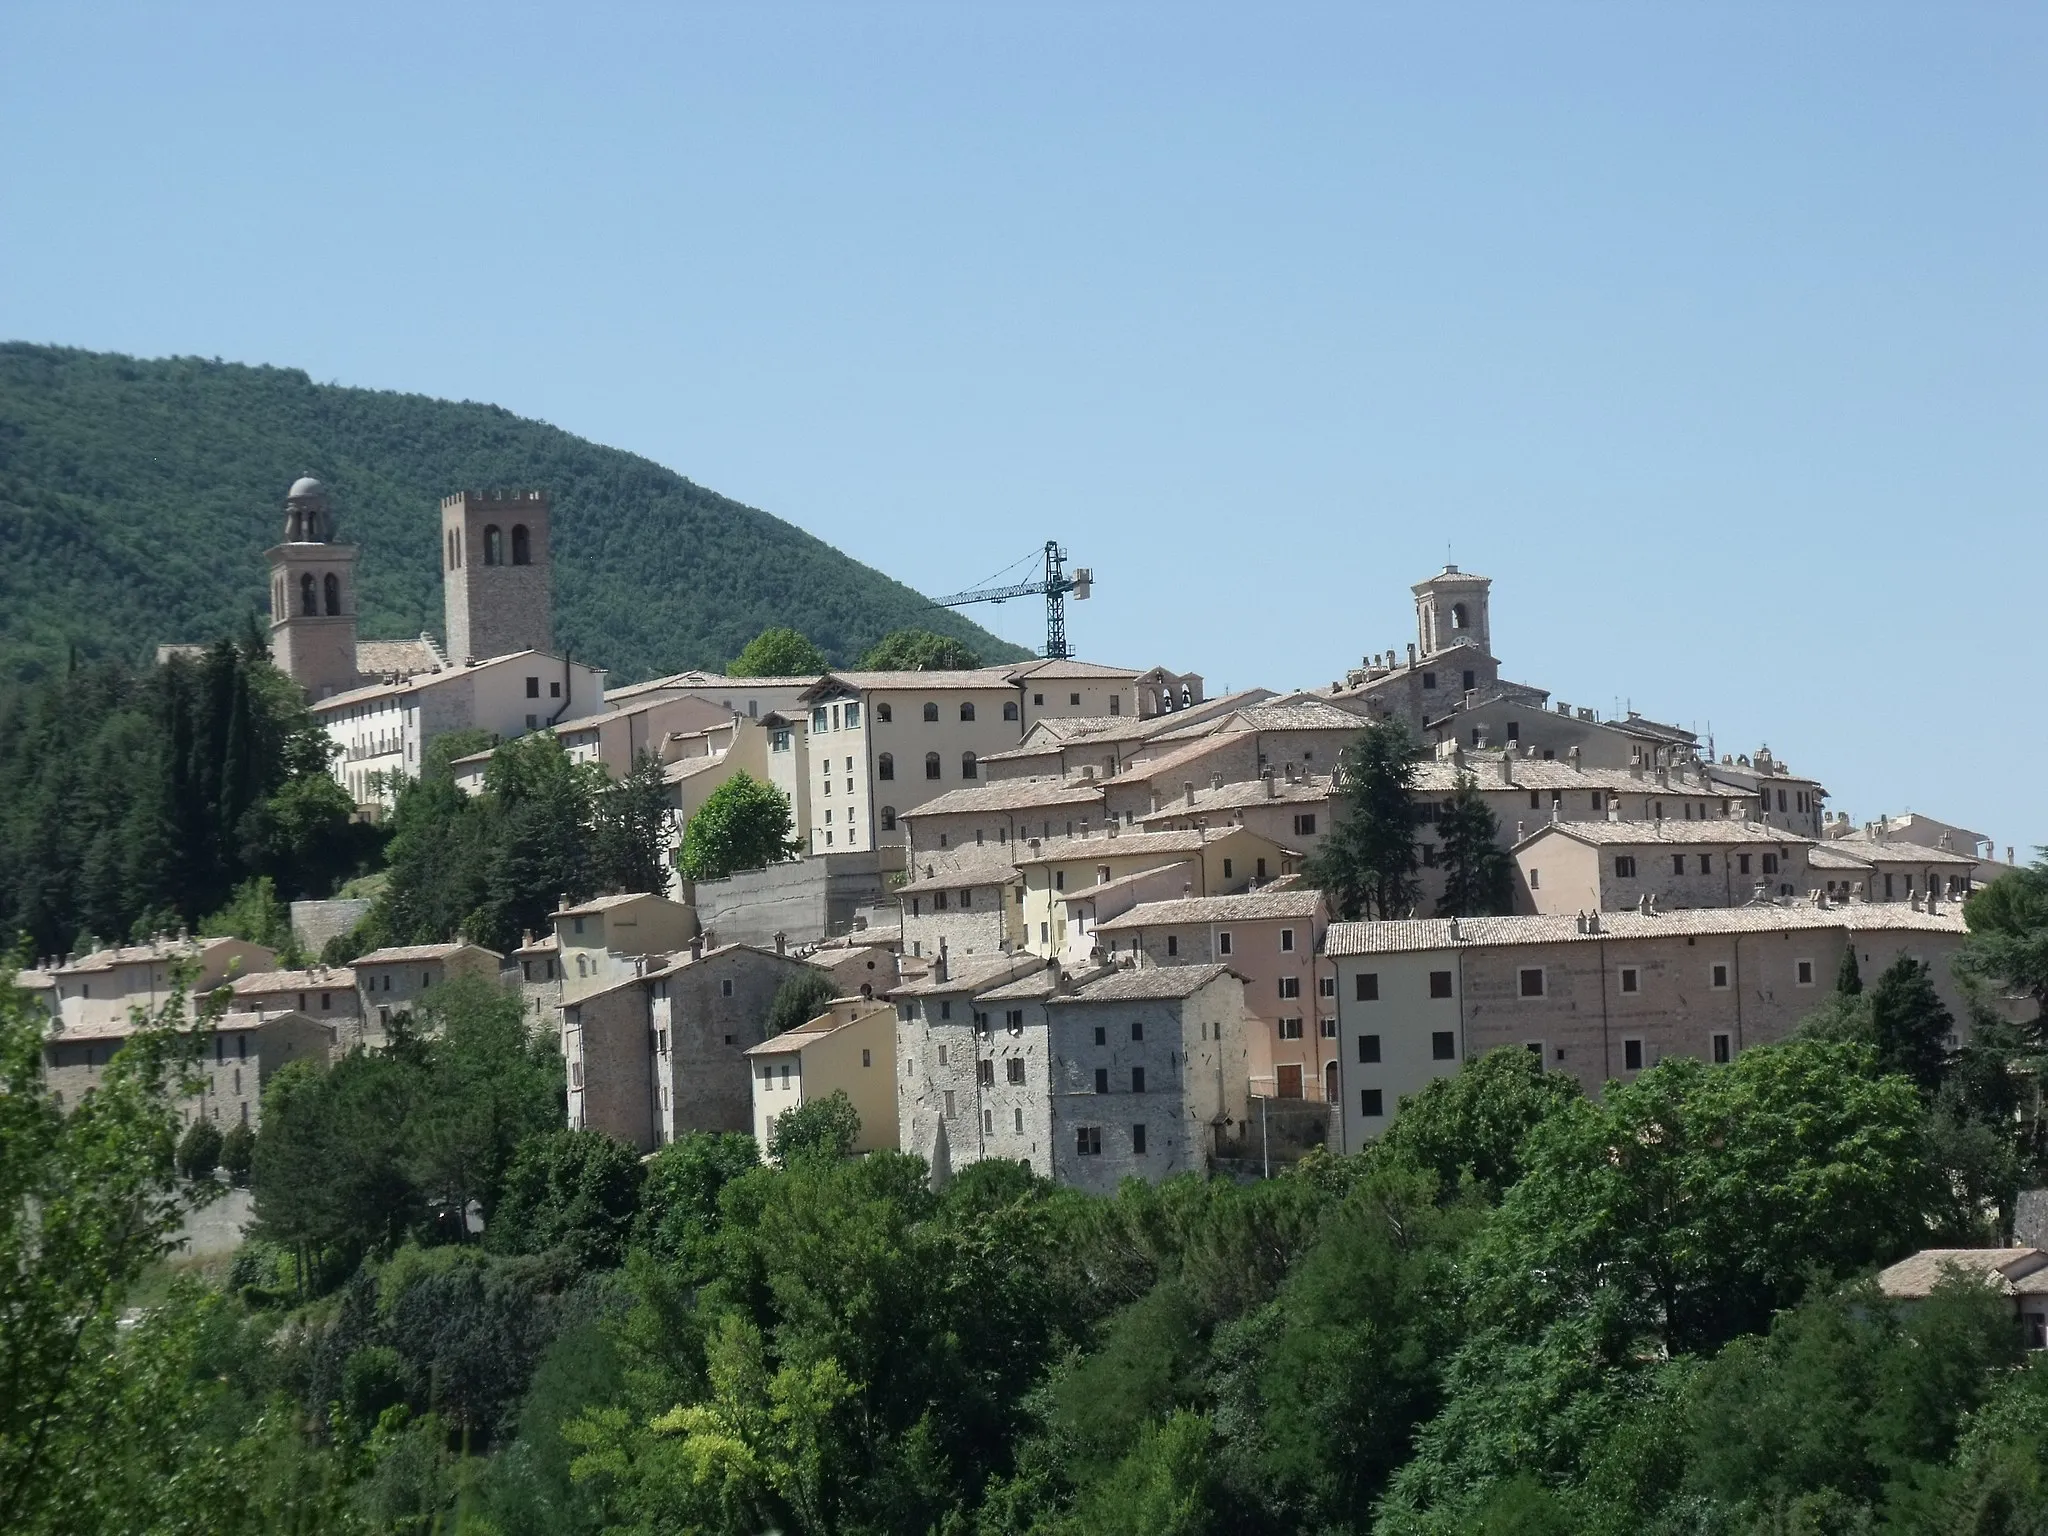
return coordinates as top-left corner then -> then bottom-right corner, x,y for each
283,476 -> 333,542
287,476 -> 327,501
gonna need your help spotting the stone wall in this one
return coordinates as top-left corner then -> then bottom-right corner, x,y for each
652,947 -> 814,1141
292,899 -> 370,953
691,850 -> 904,948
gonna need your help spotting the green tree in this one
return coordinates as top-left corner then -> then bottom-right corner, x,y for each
479,732 -> 599,951
767,1089 -> 862,1163
199,874 -> 303,960
859,629 -> 982,671
1303,718 -> 1422,920
489,1129 -> 646,1269
1433,772 -> 1515,917
1837,941 -> 1863,995
1962,856 -> 2048,1030
590,750 -> 674,896
678,772 -> 800,883
637,1131 -> 760,1271
1374,1044 -> 1582,1200
176,1115 -> 224,1181
1867,953 -> 1955,1096
219,1119 -> 255,1186
729,627 -> 829,678
767,970 -> 838,1036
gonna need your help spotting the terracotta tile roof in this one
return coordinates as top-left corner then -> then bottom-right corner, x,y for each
1012,826 -> 1271,865
902,779 -> 1106,818
55,936 -> 257,976
1876,1248 -> 2048,1300
354,941 -> 501,965
800,669 -> 1020,697
1050,963 -> 1238,1004
899,847 -> 1024,890
1138,776 -> 1333,821
231,966 -> 356,994
1324,903 -> 1969,957
1007,659 -> 1142,680
554,892 -> 679,918
1830,835 -> 1981,867
1094,889 -> 1324,929
1056,862 -> 1195,905
891,953 -> 1041,997
1515,820 -> 1815,849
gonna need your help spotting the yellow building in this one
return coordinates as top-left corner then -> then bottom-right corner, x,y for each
744,997 -> 899,1158
1014,824 -> 1298,959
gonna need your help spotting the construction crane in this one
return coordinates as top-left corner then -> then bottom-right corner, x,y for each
934,541 -> 1093,660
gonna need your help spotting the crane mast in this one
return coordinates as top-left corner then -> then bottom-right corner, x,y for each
934,541 -> 1092,660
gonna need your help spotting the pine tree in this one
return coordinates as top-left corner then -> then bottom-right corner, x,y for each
1304,718 -> 1424,920
591,752 -> 675,896
1435,774 -> 1515,917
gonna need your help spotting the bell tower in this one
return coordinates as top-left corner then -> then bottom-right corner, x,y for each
266,476 -> 361,699
441,489 -> 552,665
1412,565 -> 1492,660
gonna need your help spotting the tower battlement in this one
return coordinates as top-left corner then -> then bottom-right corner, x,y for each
441,488 -> 553,665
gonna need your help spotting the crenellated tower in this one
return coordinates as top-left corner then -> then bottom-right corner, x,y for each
441,489 -> 552,665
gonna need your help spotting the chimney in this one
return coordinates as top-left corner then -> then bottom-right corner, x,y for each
1184,782 -> 1195,806
1448,915 -> 1461,942
1629,759 -> 1644,781
1648,893 -> 1659,915
1407,643 -> 1418,667
1568,745 -> 1582,772
1497,751 -> 1513,787
1586,910 -> 1601,935
935,940 -> 949,982
1575,911 -> 1587,934
1638,894 -> 1651,915
774,931 -> 787,955
689,935 -> 704,961
1150,789 -> 1162,814
1516,820 -> 1526,842
1211,771 -> 1224,791
1264,771 -> 1276,799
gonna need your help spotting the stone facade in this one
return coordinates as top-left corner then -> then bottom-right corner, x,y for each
1514,821 -> 1820,913
228,966 -> 363,1053
42,1008 -> 329,1130
351,943 -> 502,1045
441,489 -> 553,665
892,954 -> 1045,1175
691,849 -> 905,948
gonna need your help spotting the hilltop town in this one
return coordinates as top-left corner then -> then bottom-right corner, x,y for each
21,474 -> 2028,1185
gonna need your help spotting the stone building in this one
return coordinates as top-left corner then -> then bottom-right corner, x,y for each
1512,820 -> 1819,913
1325,902 -> 1975,1149
42,1003 -> 329,1130
899,845 -> 1027,963
900,778 -> 1108,855
1093,887 -> 1333,1102
747,997 -> 900,1159
45,936 -> 277,1033
351,941 -> 502,1044
266,477 -> 365,701
977,690 -> 1275,784
563,941 -> 819,1150
1010,659 -> 1143,726
1014,824 -> 1297,959
892,953 -> 1045,1173
1041,964 -> 1253,1196
228,965 -> 362,1053
1134,769 -> 1334,856
1703,746 -> 1828,838
440,489 -> 553,666
1327,566 -> 1521,729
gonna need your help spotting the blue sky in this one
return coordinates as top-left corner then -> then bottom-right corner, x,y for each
3,3 -> 2042,850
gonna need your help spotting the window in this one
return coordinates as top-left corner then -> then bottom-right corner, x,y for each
1280,928 -> 1296,952
1699,854 -> 1712,874
1166,934 -> 1178,957
1007,1057 -> 1024,1084
1529,868 -> 1540,890
1093,1025 -> 1106,1045
526,675 -> 541,698
1620,966 -> 1640,993
839,701 -> 859,728
1672,854 -> 1686,876
881,806 -> 896,830
1110,695 -> 1122,715
1321,1016 -> 1337,1038
1279,1017 -> 1304,1040
1762,853 -> 1780,875
1223,858 -> 1234,879
1615,856 -> 1637,878
525,713 -> 539,729
812,706 -> 829,732
962,751 -> 978,779
1432,1030 -> 1456,1061
484,524 -> 503,564
1462,669 -> 1477,691
323,572 -> 341,615
508,522 -> 533,564
1421,843 -> 1437,867
1711,964 -> 1730,989
1356,972 -> 1379,1002
1131,1123 -> 1148,1154
1360,1089 -> 1384,1117
1276,977 -> 1302,1003
1001,699 -> 1021,722
1218,932 -> 1233,956
958,702 -> 976,722
940,1000 -> 953,1020
1070,693 -> 1081,706
1796,959 -> 1815,986
1712,1033 -> 1732,1064
1319,975 -> 1336,998
550,681 -> 561,698
878,752 -> 894,780
1422,671 -> 1437,690
1519,968 -> 1545,998
299,572 -> 317,615
943,1090 -> 956,1118
863,1049 -> 872,1067
978,1059 -> 994,1085
1033,693 -> 1044,706
1293,813 -> 1317,836
876,702 -> 893,723
1131,1067 -> 1146,1092
1429,970 -> 1453,999
1094,1067 -> 1109,1093
923,702 -> 939,722
1624,1038 -> 1644,1071
1358,1033 -> 1381,1062
925,752 -> 942,779
1130,1020 -> 1144,1041
1076,1126 -> 1102,1156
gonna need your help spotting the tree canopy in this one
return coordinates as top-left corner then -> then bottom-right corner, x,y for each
1303,717 -> 1424,920
859,629 -> 983,671
728,627 -> 829,678
677,772 -> 800,883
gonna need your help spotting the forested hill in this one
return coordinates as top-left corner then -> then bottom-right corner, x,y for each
0,343 -> 1022,684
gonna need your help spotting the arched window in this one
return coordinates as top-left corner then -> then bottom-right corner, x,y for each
881,806 -> 897,831
323,573 -> 341,616
960,702 -> 976,722
1324,1060 -> 1337,1101
299,573 -> 317,616
1003,700 -> 1019,721
925,751 -> 942,780
446,531 -> 456,571
511,524 -> 531,565
878,752 -> 895,781
877,702 -> 892,723
483,525 -> 503,565
1451,603 -> 1468,630
1180,684 -> 1192,708
961,751 -> 978,780
922,702 -> 939,722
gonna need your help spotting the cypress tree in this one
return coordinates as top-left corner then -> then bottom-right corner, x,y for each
1435,773 -> 1516,918
1305,718 -> 1424,921
1837,944 -> 1863,996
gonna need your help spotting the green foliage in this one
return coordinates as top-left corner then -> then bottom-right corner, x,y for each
1374,1045 -> 1583,1200
1433,772 -> 1515,917
1868,953 -> 1956,1096
1303,717 -> 1423,920
200,874 -> 307,964
729,626 -> 829,678
678,771 -> 800,883
490,1129 -> 646,1270
220,1118 -> 256,1186
767,970 -> 839,1036
1963,855 -> 2048,1028
0,343 -> 1019,687
767,1088 -> 862,1164
590,751 -> 674,898
638,1131 -> 761,1272
177,1115 -> 224,1181
1837,941 -> 1863,995
861,629 -> 983,671
0,640 -> 382,955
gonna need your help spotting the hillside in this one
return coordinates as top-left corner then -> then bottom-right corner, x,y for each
0,343 -> 1022,684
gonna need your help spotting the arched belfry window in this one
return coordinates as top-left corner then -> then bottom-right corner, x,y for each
299,573 -> 317,616
484,525 -> 503,566
1451,603 -> 1468,630
324,573 -> 341,616
511,524 -> 531,565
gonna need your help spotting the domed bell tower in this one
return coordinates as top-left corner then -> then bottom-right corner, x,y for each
1412,564 -> 1492,660
267,476 -> 362,699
